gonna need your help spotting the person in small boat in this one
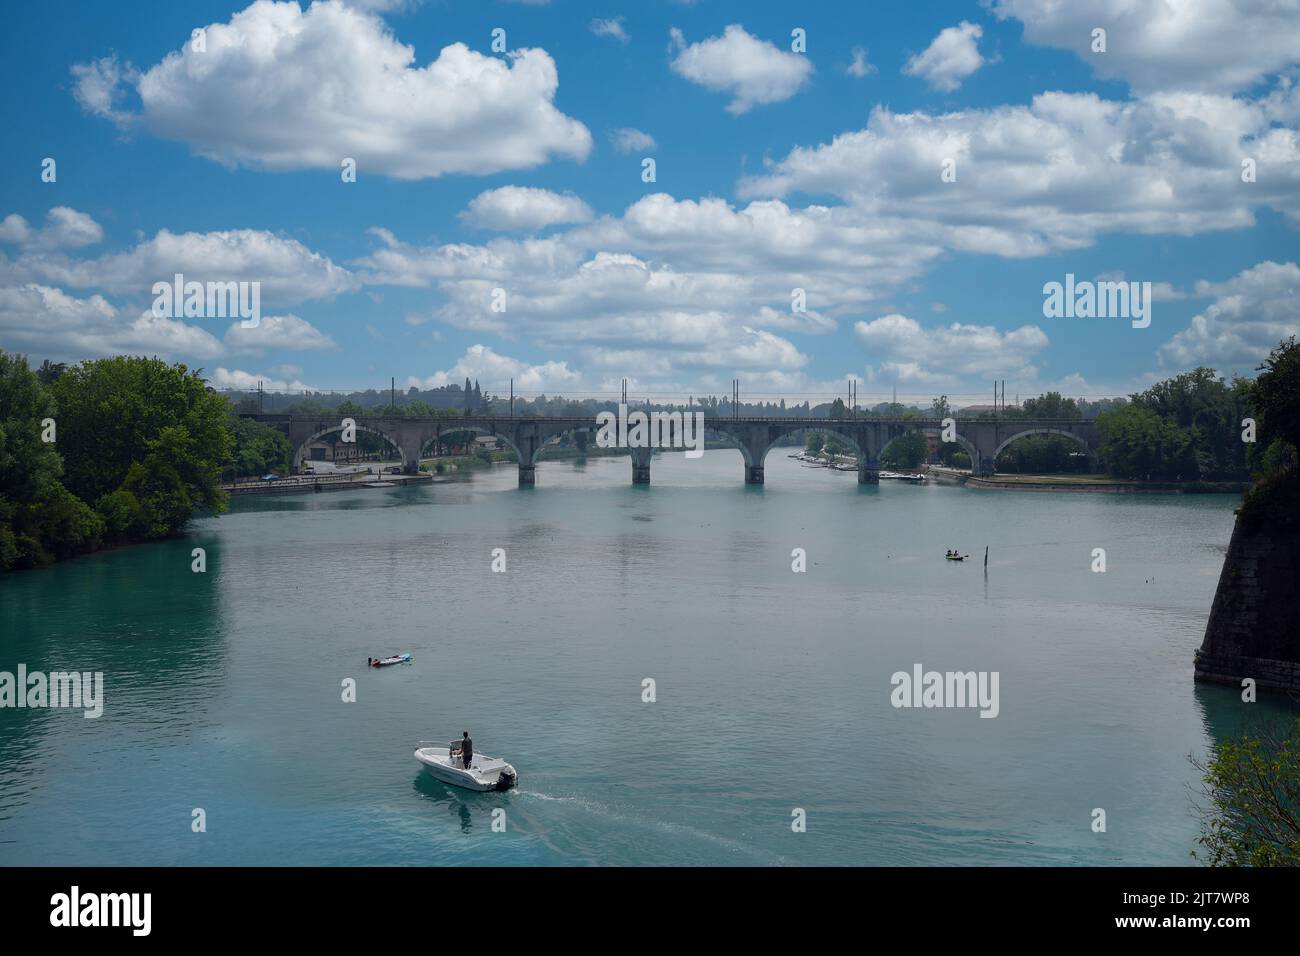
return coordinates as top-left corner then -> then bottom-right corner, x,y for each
458,731 -> 473,769
945,550 -> 953,558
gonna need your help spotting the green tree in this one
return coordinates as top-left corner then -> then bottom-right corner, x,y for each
51,357 -> 232,536
0,351 -> 63,503
881,431 -> 928,469
0,352 -> 86,570
1252,337 -> 1300,453
1021,391 -> 1080,420
804,431 -> 823,454
1131,368 -> 1251,479
829,398 -> 847,419
1096,404 -> 1197,480
225,412 -> 292,479
1192,718 -> 1300,866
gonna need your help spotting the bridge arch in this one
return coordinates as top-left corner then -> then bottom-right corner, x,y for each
418,425 -> 523,463
879,426 -> 980,473
293,423 -> 408,471
991,427 -> 1093,468
759,423 -> 867,468
530,424 -> 601,465
702,425 -> 756,468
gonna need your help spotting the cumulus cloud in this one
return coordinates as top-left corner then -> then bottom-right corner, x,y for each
855,313 -> 1050,385
610,127 -> 656,153
902,21 -> 986,92
70,55 -> 136,122
669,24 -> 813,114
71,0 -> 591,179
408,344 -> 579,391
1157,261 -> 1300,370
460,186 -> 593,232
0,207 -> 103,251
740,90 -> 1300,255
846,47 -> 877,78
357,192 -> 937,337
224,313 -> 338,352
353,192 -> 918,383
0,283 -> 222,362
3,221 -> 357,308
210,367 -> 315,392
589,17 -> 629,44
993,0 -> 1300,94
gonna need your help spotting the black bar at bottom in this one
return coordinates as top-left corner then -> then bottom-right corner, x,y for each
0,866 -> 1285,940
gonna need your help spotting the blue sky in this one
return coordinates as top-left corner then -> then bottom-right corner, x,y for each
1,0 -> 1297,406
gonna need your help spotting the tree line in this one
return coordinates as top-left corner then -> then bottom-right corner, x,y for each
0,353 -> 234,571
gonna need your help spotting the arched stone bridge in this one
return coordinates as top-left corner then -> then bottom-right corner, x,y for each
242,414 -> 1099,486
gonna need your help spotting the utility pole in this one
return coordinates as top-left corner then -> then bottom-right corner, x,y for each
509,378 -> 514,418
390,376 -> 395,414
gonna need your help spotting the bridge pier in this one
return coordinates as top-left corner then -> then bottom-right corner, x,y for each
977,461 -> 995,478
858,459 -> 880,484
745,464 -> 764,484
631,447 -> 652,485
518,463 -> 536,486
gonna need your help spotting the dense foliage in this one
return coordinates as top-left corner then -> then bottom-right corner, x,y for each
1096,370 -> 1254,481
224,413 -> 292,480
1193,718 -> 1300,866
0,352 -> 234,571
880,431 -> 928,469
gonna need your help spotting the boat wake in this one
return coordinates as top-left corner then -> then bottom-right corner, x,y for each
512,789 -> 786,864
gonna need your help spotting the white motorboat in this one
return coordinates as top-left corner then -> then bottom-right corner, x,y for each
414,741 -> 518,792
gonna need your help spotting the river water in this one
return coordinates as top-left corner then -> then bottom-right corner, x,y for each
1,451 -> 1293,865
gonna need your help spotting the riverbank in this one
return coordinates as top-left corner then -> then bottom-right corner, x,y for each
928,466 -> 1250,494
223,472 -> 433,495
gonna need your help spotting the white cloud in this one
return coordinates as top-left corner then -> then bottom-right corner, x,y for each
70,55 -> 135,122
740,90 -> 1300,255
1157,261 -> 1300,370
224,313 -> 338,352
846,47 -> 877,79
460,186 -> 593,232
4,222 -> 357,308
669,24 -> 813,114
357,192 -> 937,342
855,313 -> 1050,385
993,0 -> 1300,94
610,127 -> 656,153
0,207 -> 104,251
0,283 -> 222,363
408,344 -> 579,391
355,191 -> 929,384
210,367 -> 315,392
72,1 -> 591,179
589,17 -> 629,44
903,21 -> 986,93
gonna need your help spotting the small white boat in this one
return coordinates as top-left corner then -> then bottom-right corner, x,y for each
414,741 -> 518,792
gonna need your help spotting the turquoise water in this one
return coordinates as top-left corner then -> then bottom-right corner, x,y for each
1,452 -> 1293,865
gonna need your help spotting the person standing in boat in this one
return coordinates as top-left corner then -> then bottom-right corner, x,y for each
460,731 -> 473,769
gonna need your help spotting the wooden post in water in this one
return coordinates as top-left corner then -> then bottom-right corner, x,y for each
984,545 -> 989,569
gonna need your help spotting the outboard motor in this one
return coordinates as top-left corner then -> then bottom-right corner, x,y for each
495,769 -> 517,792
